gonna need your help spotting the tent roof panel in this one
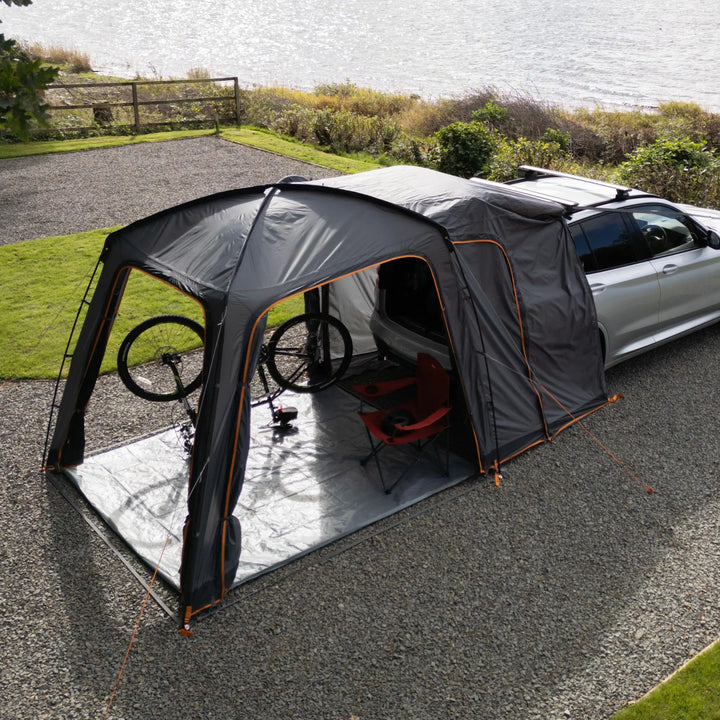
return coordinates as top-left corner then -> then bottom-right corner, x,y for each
103,189 -> 267,292
309,165 -> 566,233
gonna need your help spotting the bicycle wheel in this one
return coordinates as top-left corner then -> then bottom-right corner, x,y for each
117,315 -> 204,402
265,312 -> 353,393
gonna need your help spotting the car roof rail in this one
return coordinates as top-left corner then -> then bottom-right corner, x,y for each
470,176 -> 580,212
515,165 -> 633,202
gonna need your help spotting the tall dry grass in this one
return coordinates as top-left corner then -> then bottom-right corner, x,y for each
24,43 -> 93,73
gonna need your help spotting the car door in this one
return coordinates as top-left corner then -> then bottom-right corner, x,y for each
630,204 -> 720,339
569,211 -> 659,366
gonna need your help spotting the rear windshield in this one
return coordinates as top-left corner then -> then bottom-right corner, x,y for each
378,258 -> 446,342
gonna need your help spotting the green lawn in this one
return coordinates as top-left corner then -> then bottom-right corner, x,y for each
613,640 -> 720,719
0,129 -> 214,159
219,127 -> 381,173
0,125 -> 382,174
0,229 -> 302,380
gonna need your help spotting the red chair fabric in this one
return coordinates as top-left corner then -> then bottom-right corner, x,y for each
355,353 -> 451,492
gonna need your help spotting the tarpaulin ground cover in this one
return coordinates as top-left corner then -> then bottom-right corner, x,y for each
65,384 -> 476,589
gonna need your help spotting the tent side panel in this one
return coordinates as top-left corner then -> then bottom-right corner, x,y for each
46,261 -> 130,469
498,218 -> 608,426
450,243 -> 550,463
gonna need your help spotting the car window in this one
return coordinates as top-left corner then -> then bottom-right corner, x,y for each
572,212 -> 641,272
630,206 -> 699,258
569,224 -> 596,271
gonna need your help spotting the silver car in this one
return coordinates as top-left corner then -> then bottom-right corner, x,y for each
370,166 -> 720,369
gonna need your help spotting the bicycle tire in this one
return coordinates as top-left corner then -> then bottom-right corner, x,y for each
265,312 -> 353,393
117,315 -> 204,402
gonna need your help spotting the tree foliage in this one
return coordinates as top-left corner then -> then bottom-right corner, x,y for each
1,0 -> 59,139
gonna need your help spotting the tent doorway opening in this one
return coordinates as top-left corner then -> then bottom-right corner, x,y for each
64,269 -> 477,595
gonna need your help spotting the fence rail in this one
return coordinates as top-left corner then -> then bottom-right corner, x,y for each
44,76 -> 243,132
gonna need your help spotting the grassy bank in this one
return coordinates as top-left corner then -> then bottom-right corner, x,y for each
7,48 -> 720,207
0,129 -> 213,159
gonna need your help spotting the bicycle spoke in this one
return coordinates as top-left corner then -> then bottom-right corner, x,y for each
118,315 -> 204,402
265,312 -> 352,394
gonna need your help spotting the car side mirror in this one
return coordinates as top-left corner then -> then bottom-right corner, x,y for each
709,230 -> 720,250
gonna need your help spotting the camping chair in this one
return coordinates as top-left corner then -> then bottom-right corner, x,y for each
355,353 -> 451,493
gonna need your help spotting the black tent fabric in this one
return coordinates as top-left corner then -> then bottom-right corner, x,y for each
46,165 -> 608,624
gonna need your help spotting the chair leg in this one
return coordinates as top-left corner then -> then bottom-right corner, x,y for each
360,427 -> 389,492
366,441 -> 425,495
360,428 -> 451,494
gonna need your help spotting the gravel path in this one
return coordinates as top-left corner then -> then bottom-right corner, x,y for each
0,136 -> 339,244
2,138 -> 720,719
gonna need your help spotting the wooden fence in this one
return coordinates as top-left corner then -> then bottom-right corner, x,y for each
44,76 -> 243,132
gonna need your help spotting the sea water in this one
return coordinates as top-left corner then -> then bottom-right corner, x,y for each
4,0 -> 720,111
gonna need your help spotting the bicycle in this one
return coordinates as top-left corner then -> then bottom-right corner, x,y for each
116,311 -> 353,443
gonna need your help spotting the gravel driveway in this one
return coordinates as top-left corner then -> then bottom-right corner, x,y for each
0,136 -> 339,244
1,137 -> 720,719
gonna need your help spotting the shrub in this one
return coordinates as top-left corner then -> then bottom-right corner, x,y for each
395,99 -> 456,137
493,94 -> 564,140
572,108 -> 660,163
267,103 -> 316,142
657,101 -> 720,153
435,120 -> 499,177
313,80 -> 358,97
541,127 -> 571,151
471,100 -> 508,127
242,85 -> 309,128
313,83 -> 416,118
486,136 -> 573,182
619,136 -> 720,206
397,91 -> 499,137
388,134 -> 439,167
311,108 -> 400,154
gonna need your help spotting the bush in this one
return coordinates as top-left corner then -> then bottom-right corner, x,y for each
186,67 -> 211,80
397,92 -> 498,137
471,100 -> 508,126
572,108 -> 660,163
388,135 -> 439,167
312,82 -> 414,118
311,108 -> 400,154
267,103 -> 316,142
486,136 -> 573,182
657,101 -> 720,153
619,136 -> 720,206
435,120 -> 499,177
313,80 -> 359,97
493,94 -> 564,140
243,86 -> 308,128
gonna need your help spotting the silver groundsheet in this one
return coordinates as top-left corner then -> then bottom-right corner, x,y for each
66,385 -> 475,589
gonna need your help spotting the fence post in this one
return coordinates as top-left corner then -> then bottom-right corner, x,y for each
234,77 -> 241,125
131,82 -> 141,132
